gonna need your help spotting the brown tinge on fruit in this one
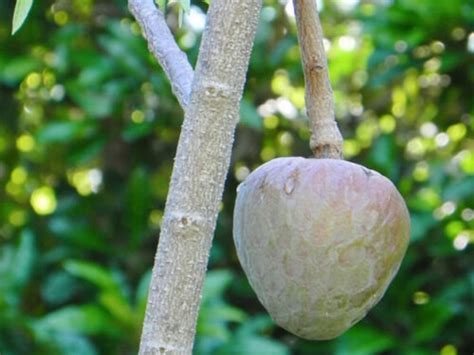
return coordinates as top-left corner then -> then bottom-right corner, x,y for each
233,157 -> 410,340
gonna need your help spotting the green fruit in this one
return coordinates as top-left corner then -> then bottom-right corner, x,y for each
233,157 -> 410,340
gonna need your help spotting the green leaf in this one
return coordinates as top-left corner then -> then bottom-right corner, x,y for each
66,82 -> 116,118
0,55 -> 41,85
37,121 -> 95,144
179,0 -> 191,13
41,271 -> 81,306
217,335 -> 289,355
240,98 -> 263,131
135,269 -> 151,309
410,213 -> 437,242
156,0 -> 168,11
336,326 -> 395,355
64,260 -> 118,291
67,138 -> 106,165
33,304 -> 118,336
201,306 -> 247,323
98,290 -> 134,326
122,121 -> 155,142
63,260 -> 133,325
201,270 -> 233,304
197,322 -> 230,340
412,302 -> 454,341
177,0 -> 191,27
12,0 -> 34,35
46,333 -> 97,355
126,167 -> 151,246
12,229 -> 36,289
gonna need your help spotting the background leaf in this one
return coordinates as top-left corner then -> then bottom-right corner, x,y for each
11,0 -> 33,35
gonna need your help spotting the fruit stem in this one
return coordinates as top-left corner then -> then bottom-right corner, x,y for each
293,0 -> 343,159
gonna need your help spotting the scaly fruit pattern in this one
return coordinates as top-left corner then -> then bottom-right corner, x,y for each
233,157 -> 410,340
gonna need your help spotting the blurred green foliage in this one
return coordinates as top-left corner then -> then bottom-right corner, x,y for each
1,0 -> 473,354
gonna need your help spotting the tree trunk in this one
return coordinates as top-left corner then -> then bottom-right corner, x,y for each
138,1 -> 262,354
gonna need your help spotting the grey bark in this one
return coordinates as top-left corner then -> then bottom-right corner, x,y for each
136,1 -> 262,354
293,0 -> 343,159
129,0 -> 193,109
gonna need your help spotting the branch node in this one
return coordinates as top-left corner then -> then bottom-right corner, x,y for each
293,0 -> 343,159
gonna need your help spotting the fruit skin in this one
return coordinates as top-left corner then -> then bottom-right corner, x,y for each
233,157 -> 410,340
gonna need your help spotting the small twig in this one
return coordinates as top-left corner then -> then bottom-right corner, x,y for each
293,0 -> 343,159
129,0 -> 194,109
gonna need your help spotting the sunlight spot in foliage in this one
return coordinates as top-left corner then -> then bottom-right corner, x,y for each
394,40 -> 408,53
9,209 -> 27,227
50,84 -> 65,101
467,32 -> 474,53
430,41 -> 445,54
275,97 -> 297,119
149,210 -> 163,228
352,70 -> 368,88
234,165 -> 250,182
440,344 -> 457,355
284,1 -> 295,20
258,100 -> 277,117
417,188 -> 440,210
271,71 -> 291,96
420,122 -> 438,138
412,291 -> 430,305
391,87 -> 406,117
356,118 -> 378,147
343,139 -> 360,159
412,162 -> 429,182
16,134 -> 35,152
444,221 -> 464,238
31,186 -> 57,215
53,11 -> 69,26
451,27 -> 466,41
184,6 -> 206,32
131,110 -> 145,123
414,45 -> 431,59
130,21 -> 142,36
26,72 -> 41,89
379,114 -> 396,133
424,57 -> 441,72
264,115 -> 279,130
459,150 -> 474,174
446,123 -> 466,142
260,147 -> 275,162
453,232 -> 471,251
278,132 -> 293,147
406,137 -> 427,158
67,169 -> 102,196
6,181 -> 22,197
180,31 -> 197,48
403,72 -> 419,97
338,36 -> 357,51
435,201 -> 456,220
336,0 -> 359,13
42,71 -> 56,88
435,133 -> 450,148
289,87 -> 305,109
461,208 -> 474,221
11,167 -> 28,185
360,3 -> 375,16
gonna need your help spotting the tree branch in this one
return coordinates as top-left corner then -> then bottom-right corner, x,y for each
138,1 -> 262,353
293,0 -> 343,159
129,0 -> 194,109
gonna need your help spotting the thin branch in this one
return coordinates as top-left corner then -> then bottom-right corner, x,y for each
129,0 -> 194,109
293,0 -> 343,159
138,0 -> 262,353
